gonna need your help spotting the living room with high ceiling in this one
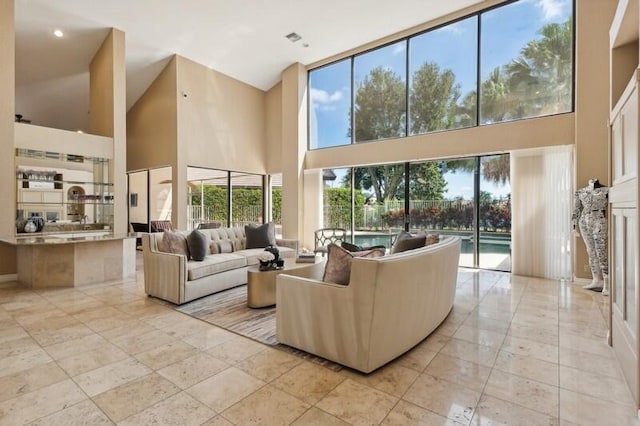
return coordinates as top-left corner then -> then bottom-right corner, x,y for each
1,0 -> 640,424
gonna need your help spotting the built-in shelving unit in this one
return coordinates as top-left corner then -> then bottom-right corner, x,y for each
609,0 -> 640,411
15,147 -> 113,233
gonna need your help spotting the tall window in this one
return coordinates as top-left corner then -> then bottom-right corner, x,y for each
322,168 -> 352,238
409,16 -> 478,134
309,59 -> 351,149
480,0 -> 573,124
354,41 -> 407,143
188,167 -> 265,230
230,172 -> 263,227
308,0 -> 574,149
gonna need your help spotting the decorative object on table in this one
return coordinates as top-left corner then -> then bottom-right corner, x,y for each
23,219 -> 38,233
296,248 -> 316,263
15,218 -> 26,233
257,251 -> 276,271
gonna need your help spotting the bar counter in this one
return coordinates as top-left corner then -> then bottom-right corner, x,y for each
2,232 -> 136,288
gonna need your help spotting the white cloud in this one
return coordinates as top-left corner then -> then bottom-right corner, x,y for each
311,88 -> 342,104
533,0 -> 566,20
392,43 -> 406,56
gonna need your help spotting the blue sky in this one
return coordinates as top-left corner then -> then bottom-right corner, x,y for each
309,0 -> 572,150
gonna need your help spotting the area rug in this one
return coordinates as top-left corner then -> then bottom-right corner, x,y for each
175,285 -> 343,371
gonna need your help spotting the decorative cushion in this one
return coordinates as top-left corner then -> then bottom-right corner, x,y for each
160,230 -> 190,257
416,231 -> 440,246
209,240 -> 234,255
186,230 -> 208,261
245,222 -> 276,249
323,243 -> 385,285
341,241 -> 363,252
342,241 -> 387,252
391,231 -> 426,254
426,234 -> 440,246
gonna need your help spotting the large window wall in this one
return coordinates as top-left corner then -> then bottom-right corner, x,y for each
309,0 -> 573,149
321,153 -> 511,271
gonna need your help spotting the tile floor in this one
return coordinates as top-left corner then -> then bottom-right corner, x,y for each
0,255 -> 638,425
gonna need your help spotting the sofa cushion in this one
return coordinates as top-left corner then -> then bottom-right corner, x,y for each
187,253 -> 247,281
323,244 -> 385,285
391,231 -> 426,254
160,230 -> 190,257
245,223 -> 276,249
187,230 -> 208,261
210,240 -> 234,255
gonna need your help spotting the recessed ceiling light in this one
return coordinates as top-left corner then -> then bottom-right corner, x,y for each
302,43 -> 310,48
53,29 -> 64,38
285,32 -> 302,43
76,130 -> 83,134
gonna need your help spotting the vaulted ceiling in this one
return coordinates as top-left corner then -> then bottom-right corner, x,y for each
14,0 -> 485,131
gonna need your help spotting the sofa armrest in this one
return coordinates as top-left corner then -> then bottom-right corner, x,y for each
142,233 -> 187,304
276,274 -> 375,372
276,238 -> 298,252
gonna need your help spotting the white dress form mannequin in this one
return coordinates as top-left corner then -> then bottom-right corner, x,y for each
573,178 -> 609,295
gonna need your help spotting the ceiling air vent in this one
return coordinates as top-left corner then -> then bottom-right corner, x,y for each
285,32 -> 302,43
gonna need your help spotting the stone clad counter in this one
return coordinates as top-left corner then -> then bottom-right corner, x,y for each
2,233 -> 136,288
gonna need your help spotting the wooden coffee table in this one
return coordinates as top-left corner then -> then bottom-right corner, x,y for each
246,257 -> 325,308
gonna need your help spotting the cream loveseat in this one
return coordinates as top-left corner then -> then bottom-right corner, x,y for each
276,236 -> 461,373
142,227 -> 297,304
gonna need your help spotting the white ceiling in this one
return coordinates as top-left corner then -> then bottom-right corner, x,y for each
14,0 -> 485,132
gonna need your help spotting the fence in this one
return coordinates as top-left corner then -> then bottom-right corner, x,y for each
324,198 -> 510,233
187,205 -> 263,230
187,198 -> 511,233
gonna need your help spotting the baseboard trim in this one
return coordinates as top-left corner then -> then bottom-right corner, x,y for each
573,277 -> 591,284
0,274 -> 17,283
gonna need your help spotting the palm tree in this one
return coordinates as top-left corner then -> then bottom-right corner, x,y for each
504,18 -> 573,117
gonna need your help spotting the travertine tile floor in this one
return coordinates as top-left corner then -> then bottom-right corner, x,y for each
0,254 -> 638,425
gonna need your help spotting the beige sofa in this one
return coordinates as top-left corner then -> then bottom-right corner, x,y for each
276,236 -> 461,373
142,227 -> 298,304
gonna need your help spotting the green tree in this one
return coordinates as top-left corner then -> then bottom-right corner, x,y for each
479,67 -> 512,124
505,18 -> 573,117
410,62 -> 461,133
407,163 -> 447,200
354,67 -> 406,142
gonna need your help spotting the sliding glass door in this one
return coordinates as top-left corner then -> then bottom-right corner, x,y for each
321,153 -> 511,271
479,154 -> 511,270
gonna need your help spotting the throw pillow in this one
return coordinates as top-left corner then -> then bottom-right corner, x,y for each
209,240 -> 234,254
186,230 -> 208,261
426,234 -> 440,246
323,243 -> 385,285
416,231 -> 440,246
391,231 -> 426,254
160,230 -> 190,258
341,241 -> 363,252
245,222 -> 276,249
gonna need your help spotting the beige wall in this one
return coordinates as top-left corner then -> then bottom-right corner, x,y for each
127,57 -> 178,173
266,82 -> 283,174
89,28 -> 127,235
174,56 -> 266,228
0,0 -> 16,274
176,56 -> 266,174
574,0 -> 617,279
280,63 -> 308,240
306,113 -> 574,170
